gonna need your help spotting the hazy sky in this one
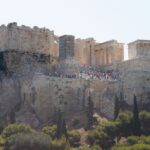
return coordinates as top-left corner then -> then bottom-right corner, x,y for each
0,0 -> 150,59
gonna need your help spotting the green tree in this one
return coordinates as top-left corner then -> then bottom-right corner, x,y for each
87,129 -> 115,149
114,95 -> 120,120
2,124 -> 35,150
86,94 -> 94,129
116,111 -> 133,137
133,95 -> 141,136
139,111 -> 150,135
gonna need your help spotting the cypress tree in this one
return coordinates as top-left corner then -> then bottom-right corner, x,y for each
114,95 -> 120,120
55,108 -> 68,139
86,93 -> 94,129
133,95 -> 141,136
10,109 -> 16,123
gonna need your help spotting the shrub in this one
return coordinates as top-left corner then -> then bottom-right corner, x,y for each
12,132 -> 51,150
2,124 -> 34,150
77,145 -> 102,150
68,130 -> 81,147
140,111 -> 150,135
2,124 -> 33,139
42,125 -> 57,139
104,121 -> 120,139
87,129 -> 114,149
127,136 -> 139,145
113,136 -> 150,150
116,111 -> 133,137
131,144 -> 150,150
113,144 -> 150,150
50,136 -> 69,150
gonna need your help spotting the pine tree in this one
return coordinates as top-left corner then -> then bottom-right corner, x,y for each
114,95 -> 120,120
133,95 -> 141,136
86,93 -> 94,129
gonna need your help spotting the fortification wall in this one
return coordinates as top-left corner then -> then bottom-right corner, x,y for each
0,23 -> 59,56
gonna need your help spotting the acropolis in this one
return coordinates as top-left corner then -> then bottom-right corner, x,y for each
0,22 -> 150,128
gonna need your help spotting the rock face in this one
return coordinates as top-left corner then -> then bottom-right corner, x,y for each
0,74 -> 118,128
1,53 -> 150,129
0,50 -> 51,74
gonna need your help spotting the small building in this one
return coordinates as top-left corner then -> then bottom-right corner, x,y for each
128,40 -> 150,59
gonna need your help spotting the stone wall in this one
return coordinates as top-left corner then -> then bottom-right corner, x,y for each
74,38 -> 95,65
0,23 -> 59,57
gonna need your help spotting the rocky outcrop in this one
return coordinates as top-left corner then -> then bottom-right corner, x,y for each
0,74 -> 118,129
0,50 -> 150,129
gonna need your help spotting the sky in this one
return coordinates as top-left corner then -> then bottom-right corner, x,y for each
0,0 -> 150,59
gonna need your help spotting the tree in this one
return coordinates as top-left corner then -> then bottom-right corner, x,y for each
9,109 -> 16,124
87,129 -> 115,149
133,95 -> 141,136
86,93 -> 94,129
116,111 -> 133,137
55,108 -> 68,139
139,111 -> 150,135
114,95 -> 120,120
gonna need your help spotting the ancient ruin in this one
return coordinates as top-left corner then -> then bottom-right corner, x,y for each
128,39 -> 150,59
0,22 -> 150,129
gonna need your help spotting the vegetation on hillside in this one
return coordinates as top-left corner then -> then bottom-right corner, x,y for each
0,95 -> 149,150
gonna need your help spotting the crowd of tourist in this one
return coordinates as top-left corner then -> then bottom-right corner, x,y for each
79,65 -> 120,80
49,65 -> 121,81
50,72 -> 77,79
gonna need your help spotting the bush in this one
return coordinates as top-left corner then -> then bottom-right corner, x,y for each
2,124 -> 33,139
87,129 -> 114,149
42,125 -> 57,139
104,121 -> 120,139
113,144 -> 150,150
131,144 -> 150,150
127,136 -> 150,145
12,132 -> 51,150
127,136 -> 140,145
116,111 -> 133,137
140,111 -> 150,135
70,145 -> 102,150
68,130 -> 81,147
51,136 -> 69,150
113,136 -> 150,150
2,124 -> 35,150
